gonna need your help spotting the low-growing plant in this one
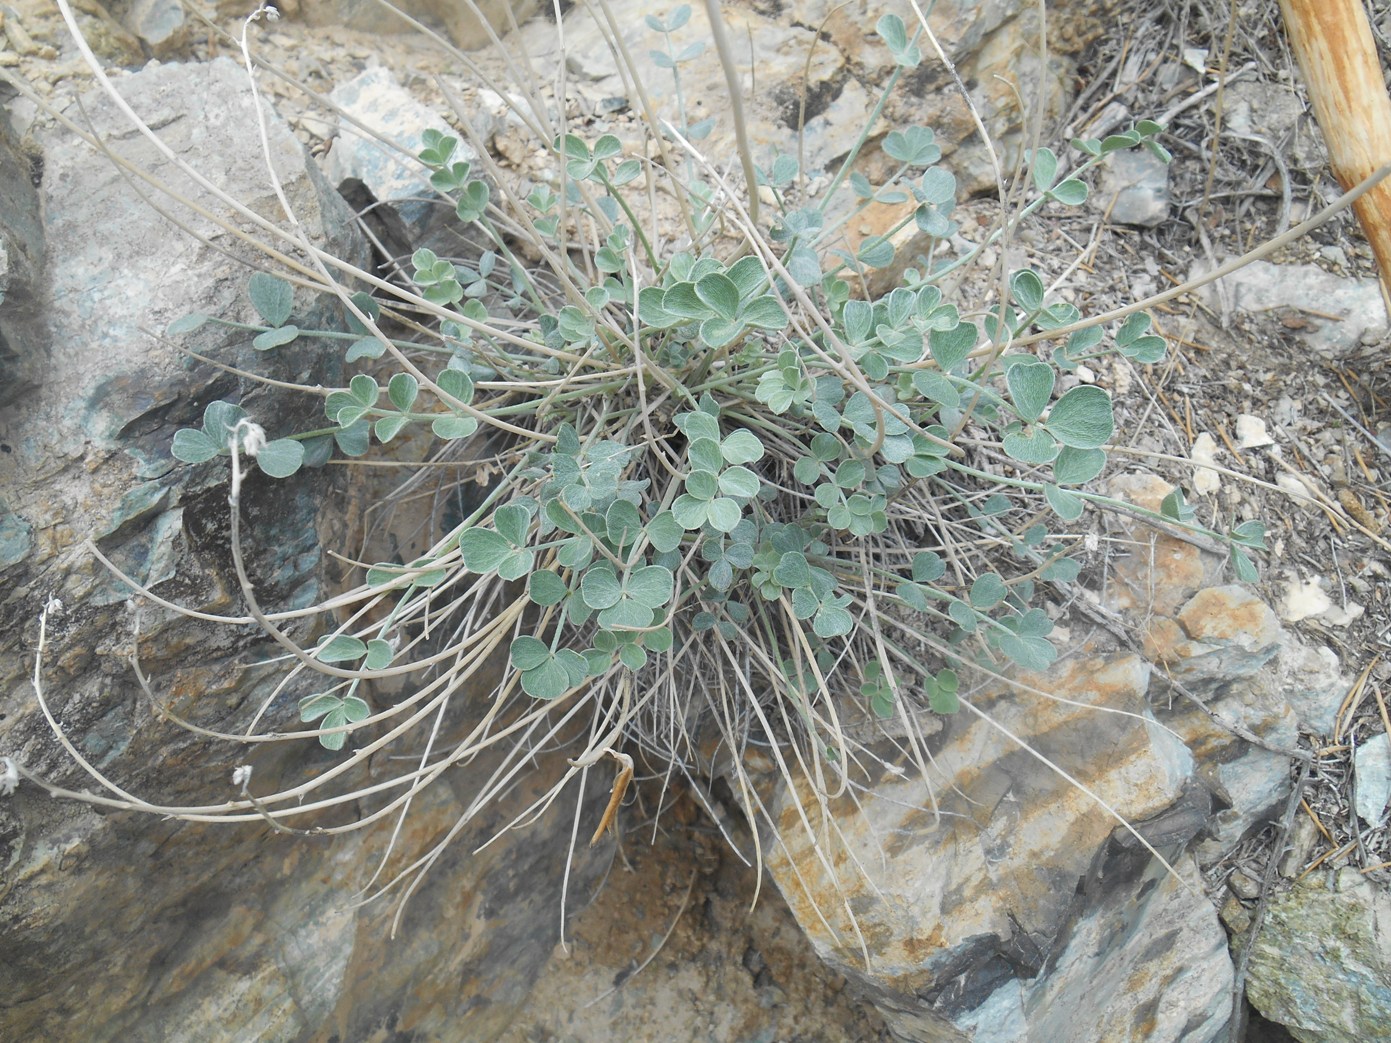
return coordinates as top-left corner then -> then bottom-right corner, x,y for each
19,1 -> 1281,936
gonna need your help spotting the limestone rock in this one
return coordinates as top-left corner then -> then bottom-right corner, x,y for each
1094,148 -> 1170,227
297,0 -> 538,51
109,0 -> 189,55
324,65 -> 474,236
1187,259 -> 1387,356
517,0 -> 1098,192
1353,732 -> 1391,828
0,56 -> 367,1038
497,811 -> 892,1042
743,468 -> 1340,1040
1246,870 -> 1391,1042
0,50 -> 626,1042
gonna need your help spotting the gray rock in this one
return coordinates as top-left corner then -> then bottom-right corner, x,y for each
1104,473 -> 1339,858
744,650 -> 1230,1043
1021,857 -> 1231,1042
0,55 -> 366,1039
1187,259 -> 1388,356
1246,870 -> 1391,1042
1095,148 -> 1170,227
111,0 -> 188,54
297,0 -> 538,51
0,106 -> 44,413
519,0 -> 1099,189
1354,732 -> 1391,828
323,65 -> 472,236
743,468 -> 1344,1041
0,51 -> 622,1043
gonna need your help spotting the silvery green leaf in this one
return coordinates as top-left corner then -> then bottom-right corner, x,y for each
459,528 -> 512,572
528,570 -> 569,606
1045,484 -> 1085,521
316,634 -> 367,663
432,415 -> 478,440
1031,147 -> 1058,191
167,313 -> 208,335
172,428 -> 220,464
1006,360 -> 1055,422
1044,385 -> 1113,449
1049,178 -> 1089,205
969,572 -> 1007,609
720,429 -> 764,465
363,640 -> 394,671
580,565 -> 623,610
646,511 -> 683,553
1003,428 -> 1060,464
706,497 -> 742,532
493,504 -> 531,546
930,323 -> 976,371
248,272 -> 293,328
373,414 -> 410,444
717,466 -> 761,499
254,438 -> 304,478
345,336 -> 386,362
695,272 -> 740,320
627,565 -> 673,608
1052,446 -> 1107,486
388,372 -> 419,411
1010,270 -> 1045,314
520,658 -> 570,700
857,236 -> 895,268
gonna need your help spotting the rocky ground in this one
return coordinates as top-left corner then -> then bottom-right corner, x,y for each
2,0 -> 1389,1040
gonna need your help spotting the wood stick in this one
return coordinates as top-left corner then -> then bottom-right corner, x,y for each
1279,0 -> 1391,319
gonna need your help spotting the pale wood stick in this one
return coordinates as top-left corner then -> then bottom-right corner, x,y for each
1279,0 -> 1391,319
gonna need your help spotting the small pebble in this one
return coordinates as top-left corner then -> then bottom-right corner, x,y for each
1236,414 -> 1274,448
1191,433 -> 1221,493
1280,573 -> 1330,622
1228,869 -> 1262,901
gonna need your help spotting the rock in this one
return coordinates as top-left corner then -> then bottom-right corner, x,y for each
496,809 -> 891,1042
1191,432 -> 1222,493
543,0 -> 862,177
323,65 -> 472,236
1222,79 -> 1327,172
297,0 -> 538,51
1105,474 -> 1340,856
1187,260 -> 1387,356
0,55 -> 609,1042
1281,573 -> 1333,622
1095,148 -> 1170,227
109,0 -> 189,55
0,106 -> 44,413
1275,639 -> 1346,738
741,468 -> 1349,1040
4,0 -> 145,66
0,55 -> 364,1036
1236,413 -> 1274,448
518,0 -> 1098,190
746,650 -> 1231,1043
1246,870 -> 1391,1042
1353,732 -> 1391,827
